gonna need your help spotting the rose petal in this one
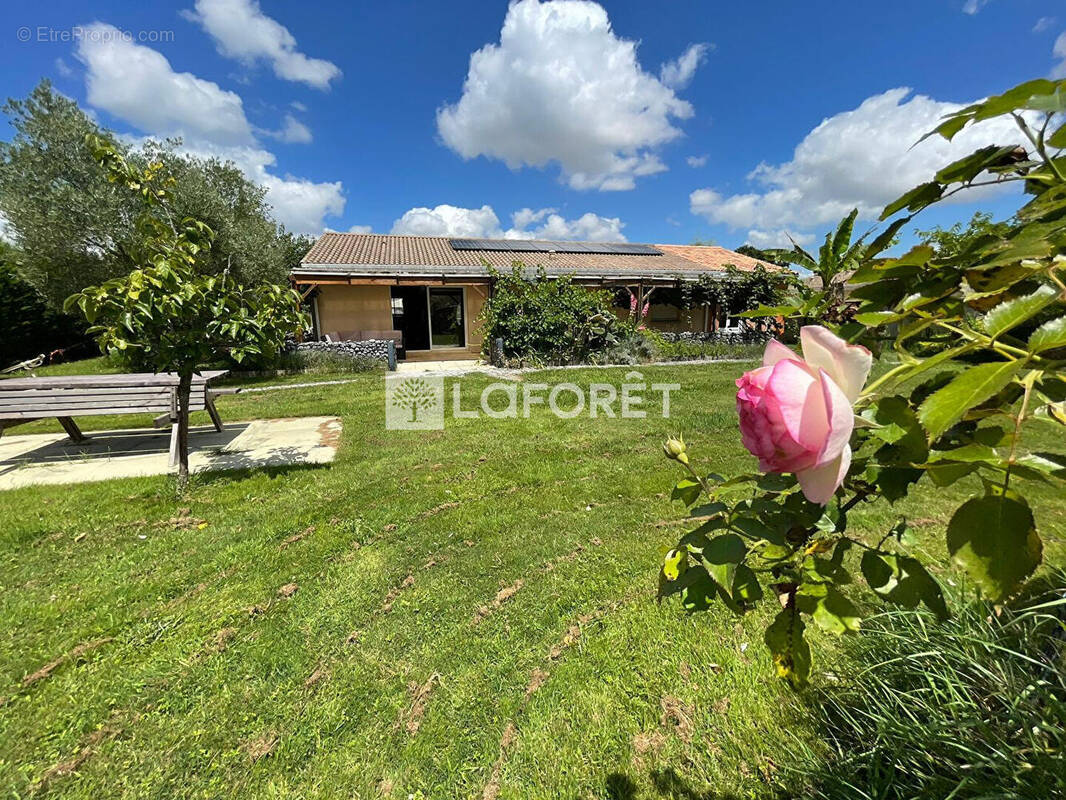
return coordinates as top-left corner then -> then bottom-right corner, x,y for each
762,339 -> 797,368
800,326 -> 873,403
813,368 -> 854,467
766,359 -> 826,451
797,445 -> 852,504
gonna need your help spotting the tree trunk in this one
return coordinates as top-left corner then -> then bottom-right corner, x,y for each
175,370 -> 193,494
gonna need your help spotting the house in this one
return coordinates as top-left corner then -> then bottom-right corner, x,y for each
291,234 -> 783,361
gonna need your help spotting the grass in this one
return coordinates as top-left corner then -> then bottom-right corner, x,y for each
782,578 -> 1066,799
0,361 -> 1063,798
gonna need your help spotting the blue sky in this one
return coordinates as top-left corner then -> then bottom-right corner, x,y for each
2,0 -> 1065,250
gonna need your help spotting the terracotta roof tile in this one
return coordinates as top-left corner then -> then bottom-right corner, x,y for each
296,233 -> 783,279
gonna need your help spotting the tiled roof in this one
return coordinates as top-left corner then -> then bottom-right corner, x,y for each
654,244 -> 773,273
296,234 -> 781,279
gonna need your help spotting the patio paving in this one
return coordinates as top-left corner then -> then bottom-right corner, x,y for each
0,416 -> 342,490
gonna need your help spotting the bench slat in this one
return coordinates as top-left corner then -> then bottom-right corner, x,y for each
0,404 -> 207,419
0,370 -> 227,391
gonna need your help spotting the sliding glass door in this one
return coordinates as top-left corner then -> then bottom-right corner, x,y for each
428,288 -> 465,348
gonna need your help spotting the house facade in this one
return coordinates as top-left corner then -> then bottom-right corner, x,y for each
291,234 -> 783,361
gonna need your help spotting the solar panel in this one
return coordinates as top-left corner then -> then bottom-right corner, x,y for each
448,238 -> 661,255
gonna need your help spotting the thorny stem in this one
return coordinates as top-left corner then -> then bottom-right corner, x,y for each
1016,111 -> 1066,184
680,459 -> 716,499
1004,370 -> 1040,490
932,320 -> 1034,361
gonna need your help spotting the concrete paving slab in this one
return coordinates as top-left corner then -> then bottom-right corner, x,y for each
396,360 -> 482,374
0,416 -> 342,490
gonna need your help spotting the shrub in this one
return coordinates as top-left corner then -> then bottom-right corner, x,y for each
782,576 -> 1066,798
479,266 -> 619,365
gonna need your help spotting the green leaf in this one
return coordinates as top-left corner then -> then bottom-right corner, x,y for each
1048,120 -> 1066,149
809,585 -> 861,635
874,467 -> 923,503
670,478 -> 701,506
764,607 -> 811,689
854,310 -> 902,326
946,493 -> 1042,602
918,361 -> 1025,440
662,549 -> 686,582
984,284 -> 1058,337
735,304 -> 799,319
1028,316 -> 1066,353
679,569 -> 718,612
926,461 -> 978,487
699,534 -> 746,596
869,396 -> 928,463
860,551 -> 949,620
935,145 -> 1025,185
881,182 -> 944,220
731,565 -> 764,606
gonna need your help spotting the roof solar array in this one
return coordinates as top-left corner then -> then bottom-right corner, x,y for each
448,238 -> 661,256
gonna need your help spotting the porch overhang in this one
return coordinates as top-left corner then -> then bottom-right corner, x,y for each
291,264 -> 734,288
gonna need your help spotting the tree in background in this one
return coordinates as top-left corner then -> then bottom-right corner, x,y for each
0,82 -> 134,307
0,241 -> 88,366
0,81 -> 312,307
916,210 -> 1013,259
67,137 -> 306,492
141,139 -> 315,285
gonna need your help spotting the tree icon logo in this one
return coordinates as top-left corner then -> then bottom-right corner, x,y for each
385,374 -> 444,429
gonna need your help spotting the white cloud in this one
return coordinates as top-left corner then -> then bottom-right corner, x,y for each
150,140 -> 345,234
54,57 -> 74,78
290,100 -> 308,112
524,209 -> 626,241
686,154 -> 708,168
181,0 -> 341,89
689,87 -> 1028,235
389,204 -> 626,241
1034,16 -> 1056,33
347,224 -> 373,234
391,205 -> 503,238
263,114 -> 312,144
1053,32 -> 1066,79
76,22 -> 254,145
76,27 -> 343,233
436,0 -> 695,191
962,0 -> 991,14
660,43 -> 709,90
744,229 -> 815,250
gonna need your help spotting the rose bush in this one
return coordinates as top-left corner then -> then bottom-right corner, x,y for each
736,328 -> 872,503
657,77 -> 1066,687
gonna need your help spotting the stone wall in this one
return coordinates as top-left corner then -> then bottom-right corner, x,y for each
286,339 -> 393,363
657,329 -> 769,345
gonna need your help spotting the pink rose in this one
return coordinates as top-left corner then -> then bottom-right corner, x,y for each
735,326 -> 872,504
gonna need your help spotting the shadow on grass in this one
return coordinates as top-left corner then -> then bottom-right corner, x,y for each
187,458 -> 331,490
605,769 -> 749,800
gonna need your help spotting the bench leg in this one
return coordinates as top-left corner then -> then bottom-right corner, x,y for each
169,423 -> 180,468
57,417 -> 86,444
205,396 -> 224,433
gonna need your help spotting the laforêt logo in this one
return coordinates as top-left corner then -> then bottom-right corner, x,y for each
385,374 -> 444,429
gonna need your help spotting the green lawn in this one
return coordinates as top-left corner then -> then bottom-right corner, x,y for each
1,362 -> 1063,798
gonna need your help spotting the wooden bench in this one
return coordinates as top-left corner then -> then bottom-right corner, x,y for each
0,371 -> 237,466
